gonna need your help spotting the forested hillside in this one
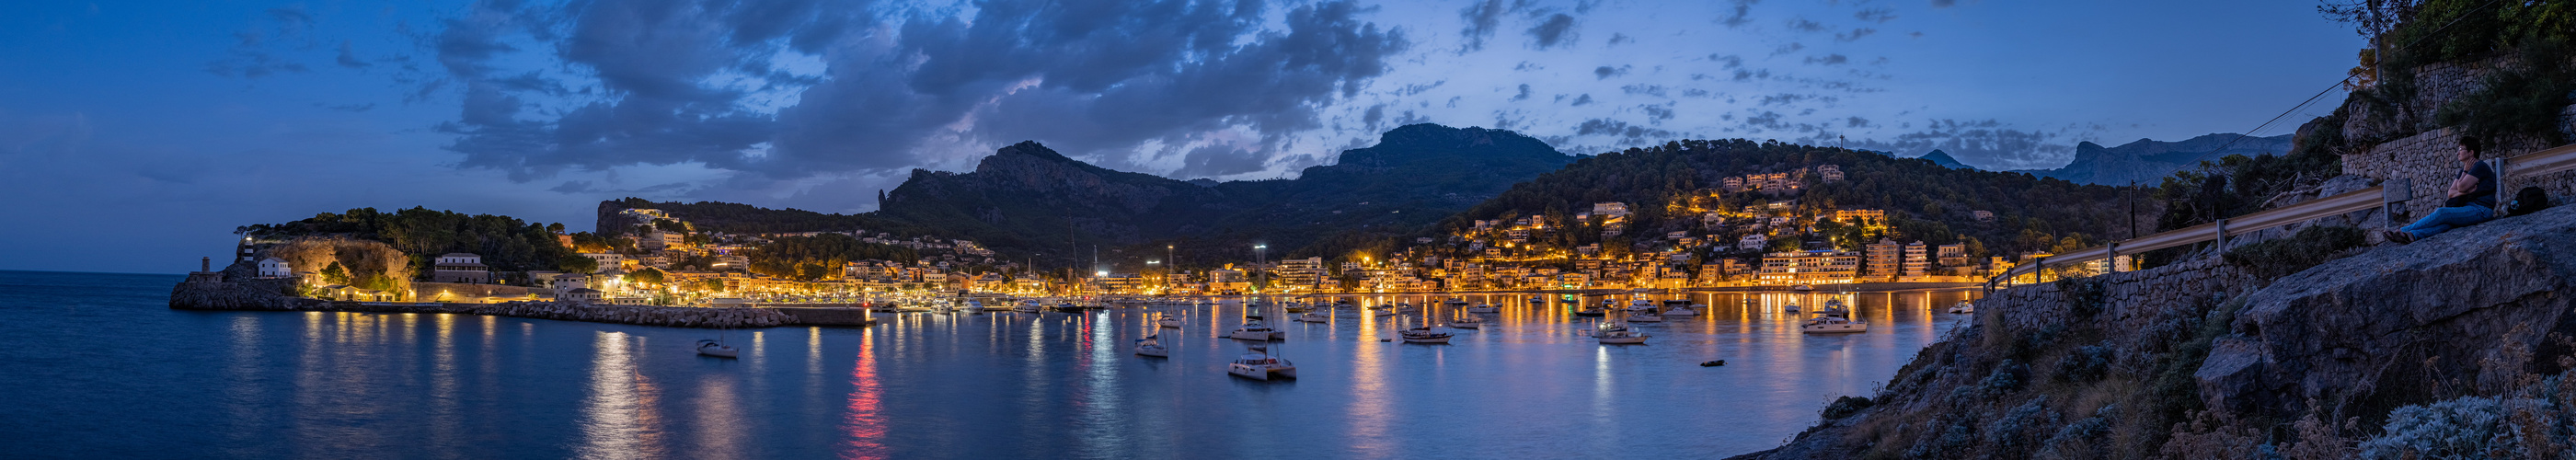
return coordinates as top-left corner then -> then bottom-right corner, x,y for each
240,207 -> 586,277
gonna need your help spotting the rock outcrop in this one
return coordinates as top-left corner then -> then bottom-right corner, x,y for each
1735,203 -> 2576,459
2197,203 -> 2576,423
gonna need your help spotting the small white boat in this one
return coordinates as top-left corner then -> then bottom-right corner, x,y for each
1627,311 -> 1663,323
1014,301 -> 1042,314
696,339 -> 739,358
1783,304 -> 1800,313
1134,335 -> 1168,357
1466,303 -> 1500,314
1228,320 -> 1285,340
1948,302 -> 1975,314
1801,315 -> 1869,334
1595,326 -> 1649,345
1294,313 -> 1330,323
1662,300 -> 1698,316
1792,284 -> 1815,292
1372,307 -> 1395,317
1400,326 -> 1453,344
1227,345 -> 1296,380
1158,315 -> 1182,328
1445,316 -> 1482,329
964,300 -> 986,313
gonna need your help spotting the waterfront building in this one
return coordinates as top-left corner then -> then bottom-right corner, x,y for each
1277,258 -> 1326,288
1757,250 -> 1860,282
1864,239 -> 1902,278
1937,244 -> 1968,268
1903,241 -> 1929,278
256,258 -> 292,278
432,253 -> 493,284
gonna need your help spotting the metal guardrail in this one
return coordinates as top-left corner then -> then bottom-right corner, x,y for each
1987,141 -> 2576,291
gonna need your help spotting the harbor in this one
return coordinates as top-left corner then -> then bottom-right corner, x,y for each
16,270 -> 1975,457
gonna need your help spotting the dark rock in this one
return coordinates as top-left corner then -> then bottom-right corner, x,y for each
2195,203 -> 2576,423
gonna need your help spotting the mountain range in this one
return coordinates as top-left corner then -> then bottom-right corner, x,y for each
2007,133 -> 2296,185
615,123 -> 1574,266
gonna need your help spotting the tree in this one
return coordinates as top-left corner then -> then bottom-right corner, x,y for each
558,254 -> 599,273
627,267 -> 666,285
794,262 -> 831,282
320,261 -> 350,285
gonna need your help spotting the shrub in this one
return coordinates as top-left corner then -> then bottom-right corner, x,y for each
2225,225 -> 2366,280
1822,396 -> 1874,420
1982,360 -> 2030,398
2037,405 -> 2118,460
2058,344 -> 2116,383
1987,397 -> 2057,454
2358,396 -> 2516,459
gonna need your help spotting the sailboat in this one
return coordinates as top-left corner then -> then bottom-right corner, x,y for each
1595,307 -> 1650,345
1134,334 -> 1169,357
1466,303 -> 1500,314
696,329 -> 739,358
1157,314 -> 1183,328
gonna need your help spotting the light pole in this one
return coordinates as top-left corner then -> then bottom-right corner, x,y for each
1254,244 -> 1268,294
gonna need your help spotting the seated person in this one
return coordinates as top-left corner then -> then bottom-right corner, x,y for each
2385,135 -> 2497,244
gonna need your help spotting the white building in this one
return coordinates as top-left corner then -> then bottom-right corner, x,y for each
1592,202 -> 1631,219
432,253 -> 492,283
257,258 -> 293,278
580,253 -> 623,270
1738,234 -> 1769,251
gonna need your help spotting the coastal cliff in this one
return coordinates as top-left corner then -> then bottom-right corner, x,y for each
1738,204 -> 2576,459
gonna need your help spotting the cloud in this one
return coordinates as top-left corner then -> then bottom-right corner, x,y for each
1786,17 -> 1827,32
1593,64 -> 1629,79
1854,7 -> 1897,23
1526,13 -> 1577,49
1570,94 -> 1594,106
335,40 -> 372,69
1170,143 -> 1270,178
1709,53 -> 1744,69
1606,32 -> 1632,46
1771,42 -> 1804,55
1619,84 -> 1665,97
1931,0 -> 1958,7
1573,118 -> 1673,145
1802,53 -> 1848,65
1834,28 -> 1876,41
1511,84 -> 1533,101
1719,0 -> 1759,28
1456,0 -> 1525,52
427,0 -> 1412,187
1845,116 -> 1871,128
1639,104 -> 1674,121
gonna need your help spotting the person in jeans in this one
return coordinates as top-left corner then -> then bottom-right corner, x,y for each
2385,135 -> 2497,244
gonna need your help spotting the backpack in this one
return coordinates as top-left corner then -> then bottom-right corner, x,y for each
2507,186 -> 2551,216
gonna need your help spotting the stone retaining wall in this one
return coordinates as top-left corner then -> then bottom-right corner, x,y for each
1982,257 -> 2258,345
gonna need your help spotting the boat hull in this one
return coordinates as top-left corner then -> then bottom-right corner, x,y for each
1597,335 -> 1649,345
1801,324 -> 1869,334
1135,346 -> 1167,357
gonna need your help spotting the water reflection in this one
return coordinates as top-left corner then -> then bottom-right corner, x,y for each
155,284 -> 1971,458
579,331 -> 666,459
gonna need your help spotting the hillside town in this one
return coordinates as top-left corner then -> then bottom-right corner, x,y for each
227,161 -> 2139,305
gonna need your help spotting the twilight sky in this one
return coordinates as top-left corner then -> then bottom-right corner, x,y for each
2,0 -> 2361,274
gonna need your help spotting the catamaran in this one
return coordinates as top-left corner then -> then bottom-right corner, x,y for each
1227,345 -> 1296,380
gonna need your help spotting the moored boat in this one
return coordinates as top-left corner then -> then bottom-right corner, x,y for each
1228,320 -> 1284,340
696,339 -> 739,358
1227,345 -> 1296,380
1134,334 -> 1168,357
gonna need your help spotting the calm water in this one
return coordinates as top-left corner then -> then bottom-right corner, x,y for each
0,270 -> 1972,458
